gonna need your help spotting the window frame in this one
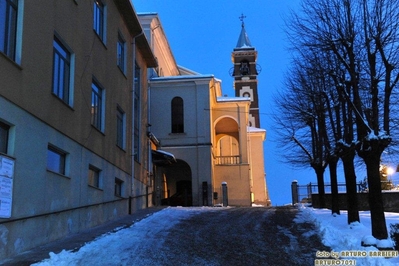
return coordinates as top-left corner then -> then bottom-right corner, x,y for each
52,36 -> 73,106
0,121 -> 10,154
88,164 -> 101,189
91,80 -> 105,131
171,97 -> 184,133
0,0 -> 18,61
116,106 -> 126,149
93,0 -> 106,43
47,145 -> 67,176
114,177 -> 123,197
117,32 -> 126,73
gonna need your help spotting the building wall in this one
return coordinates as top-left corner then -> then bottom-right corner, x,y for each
161,146 -> 212,206
0,0 -> 155,259
150,76 -> 214,206
150,77 -> 212,147
212,103 -> 250,165
1,0 -> 134,172
144,13 -> 269,208
0,97 -> 131,259
138,14 -> 180,77
210,97 -> 254,206
150,77 -> 259,207
249,130 -> 270,205
213,164 -> 251,206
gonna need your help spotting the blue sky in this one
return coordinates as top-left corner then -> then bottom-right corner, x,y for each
133,0 -> 320,206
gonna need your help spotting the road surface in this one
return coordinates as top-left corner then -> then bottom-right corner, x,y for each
149,206 -> 329,265
5,206 -> 329,265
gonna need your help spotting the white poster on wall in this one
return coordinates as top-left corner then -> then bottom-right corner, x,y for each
0,155 -> 14,218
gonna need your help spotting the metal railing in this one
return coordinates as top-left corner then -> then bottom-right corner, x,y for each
307,182 -> 367,194
291,181 -> 366,205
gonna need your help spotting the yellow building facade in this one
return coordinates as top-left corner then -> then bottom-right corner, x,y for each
140,13 -> 271,207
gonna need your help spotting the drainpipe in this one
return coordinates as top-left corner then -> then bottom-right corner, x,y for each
131,31 -> 144,213
147,83 -> 152,208
247,123 -> 253,204
246,102 -> 253,205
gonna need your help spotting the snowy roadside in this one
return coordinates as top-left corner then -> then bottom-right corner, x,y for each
31,206 -> 323,265
31,207 -> 218,266
30,205 -> 399,265
297,205 -> 399,265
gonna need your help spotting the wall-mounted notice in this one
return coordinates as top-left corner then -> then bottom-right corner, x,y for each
0,156 -> 15,218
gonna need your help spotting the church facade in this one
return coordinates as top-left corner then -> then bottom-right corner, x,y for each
140,13 -> 271,207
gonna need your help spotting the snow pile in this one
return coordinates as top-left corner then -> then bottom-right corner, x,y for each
297,205 -> 399,265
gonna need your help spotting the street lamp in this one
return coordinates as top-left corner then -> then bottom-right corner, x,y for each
387,167 -> 395,190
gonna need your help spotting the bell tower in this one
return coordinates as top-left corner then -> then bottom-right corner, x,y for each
230,14 -> 261,128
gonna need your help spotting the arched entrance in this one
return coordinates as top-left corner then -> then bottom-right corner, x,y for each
161,159 -> 192,206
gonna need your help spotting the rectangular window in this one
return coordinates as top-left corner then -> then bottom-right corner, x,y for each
117,33 -> 125,72
134,63 -> 140,161
52,37 -> 71,105
93,0 -> 105,41
88,165 -> 101,188
47,145 -> 66,175
91,81 -> 103,130
116,106 -> 125,149
0,121 -> 10,154
0,0 -> 18,60
114,178 -> 123,197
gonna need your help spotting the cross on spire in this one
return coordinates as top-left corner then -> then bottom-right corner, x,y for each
239,13 -> 246,27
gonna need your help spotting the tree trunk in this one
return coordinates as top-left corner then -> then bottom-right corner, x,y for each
329,158 -> 340,215
315,166 -> 326,208
341,151 -> 360,224
364,153 -> 388,239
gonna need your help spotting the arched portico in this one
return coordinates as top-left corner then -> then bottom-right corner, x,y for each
213,115 -> 251,206
214,117 -> 240,165
160,159 -> 192,206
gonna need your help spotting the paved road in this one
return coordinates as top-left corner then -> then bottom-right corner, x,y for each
3,206 -> 329,265
156,206 -> 329,265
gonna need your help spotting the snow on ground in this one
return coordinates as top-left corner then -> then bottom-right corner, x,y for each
297,205 -> 399,266
32,207 -> 218,266
32,206 -> 399,266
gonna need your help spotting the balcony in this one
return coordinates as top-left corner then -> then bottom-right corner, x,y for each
215,155 -> 240,165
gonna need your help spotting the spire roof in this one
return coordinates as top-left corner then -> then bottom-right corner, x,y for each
236,14 -> 252,49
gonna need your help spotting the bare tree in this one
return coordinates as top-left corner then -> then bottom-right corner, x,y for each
284,0 -> 399,239
274,56 -> 330,208
353,0 -> 399,239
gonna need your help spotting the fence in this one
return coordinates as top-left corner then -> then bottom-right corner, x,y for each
291,180 -> 399,212
291,180 -> 365,205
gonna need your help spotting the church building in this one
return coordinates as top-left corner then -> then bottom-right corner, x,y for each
140,13 -> 271,207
